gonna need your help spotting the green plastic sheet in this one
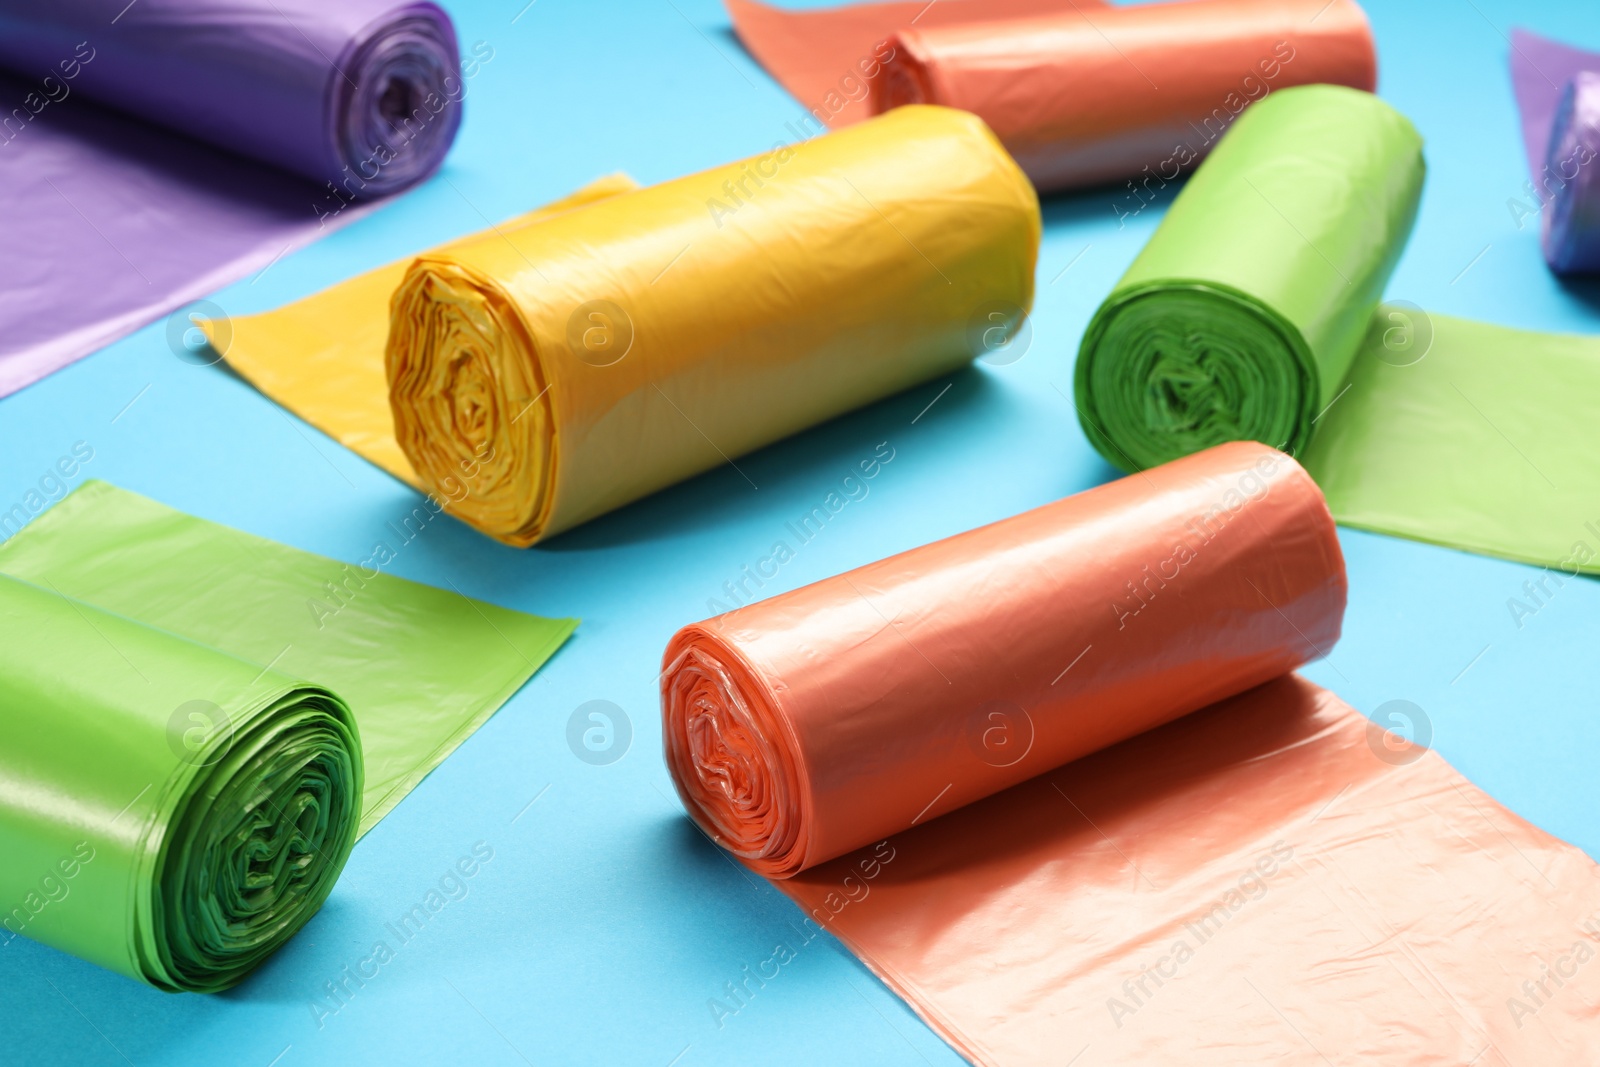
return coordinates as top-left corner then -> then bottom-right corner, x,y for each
0,481 -> 575,991
1307,312 -> 1600,574
1076,83 -> 1600,575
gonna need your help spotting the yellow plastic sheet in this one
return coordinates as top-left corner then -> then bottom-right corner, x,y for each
212,175 -> 642,486
218,106 -> 1039,544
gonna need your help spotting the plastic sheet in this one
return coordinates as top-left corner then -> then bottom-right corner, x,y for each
385,105 -> 1039,546
213,175 -> 642,488
1306,311 -> 1600,575
723,0 -> 1106,131
1076,83 -> 1600,575
1509,28 -> 1600,275
661,442 -> 1600,1065
871,0 -> 1377,193
0,0 -> 463,397
0,481 -> 573,991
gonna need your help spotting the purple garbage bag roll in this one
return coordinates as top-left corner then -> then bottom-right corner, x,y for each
0,0 -> 463,398
1542,72 -> 1600,274
1509,28 -> 1600,275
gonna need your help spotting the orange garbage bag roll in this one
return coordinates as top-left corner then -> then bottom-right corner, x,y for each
661,442 -> 1600,1065
663,441 -> 1342,876
385,105 -> 1039,546
723,0 -> 1111,130
873,0 -> 1378,193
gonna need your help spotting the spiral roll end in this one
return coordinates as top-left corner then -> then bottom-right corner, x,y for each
337,7 -> 462,197
1075,284 -> 1318,472
661,629 -> 807,879
874,38 -> 935,114
387,259 -> 557,547
147,689 -> 360,993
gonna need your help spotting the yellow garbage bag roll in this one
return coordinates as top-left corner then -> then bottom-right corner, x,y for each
213,175 -> 642,486
386,105 -> 1040,546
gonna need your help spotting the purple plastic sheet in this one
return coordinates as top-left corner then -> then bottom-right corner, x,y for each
1510,28 -> 1600,275
0,1 -> 461,397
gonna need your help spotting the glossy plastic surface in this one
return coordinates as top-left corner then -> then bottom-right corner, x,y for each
0,0 -> 461,397
663,441 -> 1347,875
385,105 -> 1040,546
786,675 -> 1600,1065
0,481 -> 573,990
1,1 -> 1597,1062
0,573 -> 361,993
1075,84 -> 1426,468
661,442 -> 1600,1065
722,0 -> 1106,129
872,0 -> 1377,193
0,0 -> 460,190
1508,28 -> 1600,275
1076,82 -> 1600,577
1542,73 -> 1600,274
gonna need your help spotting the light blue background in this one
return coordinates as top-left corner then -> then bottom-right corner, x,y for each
2,1 -> 1597,1063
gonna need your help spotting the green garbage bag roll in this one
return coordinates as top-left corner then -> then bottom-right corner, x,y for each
1075,83 -> 1600,578
0,481 -> 575,991
1075,84 -> 1425,470
0,574 -> 360,992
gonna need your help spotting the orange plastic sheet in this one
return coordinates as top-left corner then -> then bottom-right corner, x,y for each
723,0 -> 1108,131
661,442 -> 1600,1065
